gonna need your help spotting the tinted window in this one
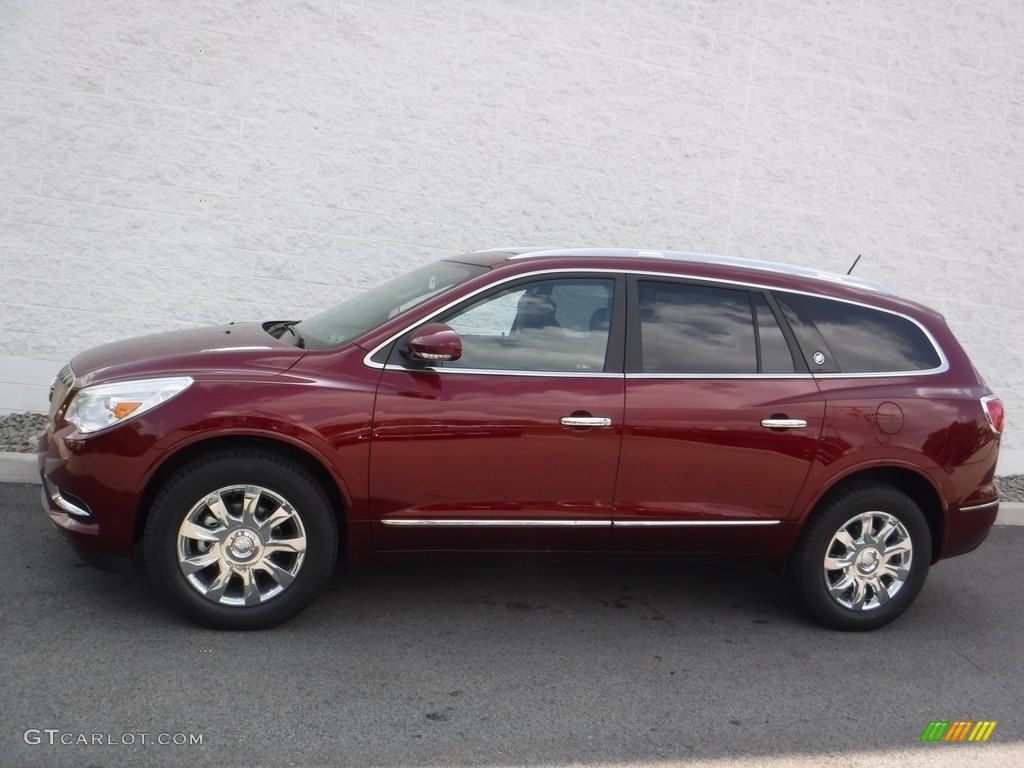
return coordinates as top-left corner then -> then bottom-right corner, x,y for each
775,293 -> 941,373
437,278 -> 614,372
753,294 -> 796,373
638,282 -> 756,374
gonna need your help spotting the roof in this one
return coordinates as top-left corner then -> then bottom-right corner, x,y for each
466,247 -> 895,296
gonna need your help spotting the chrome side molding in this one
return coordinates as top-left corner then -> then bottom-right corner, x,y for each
382,518 -> 780,528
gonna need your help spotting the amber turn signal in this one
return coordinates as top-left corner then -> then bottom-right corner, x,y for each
112,401 -> 143,419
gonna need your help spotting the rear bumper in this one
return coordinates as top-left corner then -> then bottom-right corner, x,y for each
942,499 -> 999,559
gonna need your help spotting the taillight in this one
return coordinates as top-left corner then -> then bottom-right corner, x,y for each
981,395 -> 1004,434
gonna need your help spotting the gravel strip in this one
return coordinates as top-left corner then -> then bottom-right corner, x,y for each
0,412 -> 48,453
994,475 -> 1024,503
4,412 -> 1024,502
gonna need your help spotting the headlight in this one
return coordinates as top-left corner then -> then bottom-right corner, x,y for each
66,377 -> 194,434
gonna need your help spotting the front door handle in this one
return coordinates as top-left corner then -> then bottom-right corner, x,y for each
561,416 -> 612,428
760,418 -> 807,429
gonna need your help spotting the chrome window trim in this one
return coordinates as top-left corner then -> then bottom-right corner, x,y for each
624,373 -> 814,380
388,367 -> 623,379
959,500 -> 999,513
361,267 -> 949,379
811,368 -> 947,379
382,518 -> 781,528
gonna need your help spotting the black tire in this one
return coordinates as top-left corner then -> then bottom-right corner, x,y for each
143,449 -> 338,630
787,482 -> 931,631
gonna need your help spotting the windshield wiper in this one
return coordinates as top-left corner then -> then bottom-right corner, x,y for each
265,321 -> 305,349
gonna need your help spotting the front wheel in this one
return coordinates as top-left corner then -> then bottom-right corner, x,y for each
787,483 -> 931,631
143,450 -> 338,630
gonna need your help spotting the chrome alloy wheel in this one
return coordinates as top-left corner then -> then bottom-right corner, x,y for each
176,485 -> 307,607
822,511 -> 913,611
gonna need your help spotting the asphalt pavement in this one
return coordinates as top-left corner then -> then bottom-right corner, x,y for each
1,482 -> 1021,768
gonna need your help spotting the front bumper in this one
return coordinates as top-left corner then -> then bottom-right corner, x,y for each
37,425 -> 160,560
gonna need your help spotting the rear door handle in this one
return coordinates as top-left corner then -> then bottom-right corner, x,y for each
561,416 -> 612,428
760,418 -> 807,429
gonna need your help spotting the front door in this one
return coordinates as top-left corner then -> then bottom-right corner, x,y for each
370,274 -> 625,551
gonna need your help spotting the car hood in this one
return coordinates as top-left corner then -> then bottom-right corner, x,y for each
69,322 -> 306,388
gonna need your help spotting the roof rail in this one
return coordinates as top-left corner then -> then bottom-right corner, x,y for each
490,247 -> 894,295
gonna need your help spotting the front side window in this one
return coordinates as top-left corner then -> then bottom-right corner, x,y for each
637,281 -> 759,374
434,278 -> 615,372
775,293 -> 942,373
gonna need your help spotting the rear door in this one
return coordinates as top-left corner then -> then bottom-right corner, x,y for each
612,276 -> 824,554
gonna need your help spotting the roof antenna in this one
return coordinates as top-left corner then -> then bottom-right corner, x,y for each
846,254 -> 862,275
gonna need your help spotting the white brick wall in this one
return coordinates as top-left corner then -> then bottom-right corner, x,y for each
2,0 -> 1023,467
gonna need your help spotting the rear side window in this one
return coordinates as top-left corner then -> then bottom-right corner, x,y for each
752,294 -> 796,373
637,281 -> 763,374
774,293 -> 942,373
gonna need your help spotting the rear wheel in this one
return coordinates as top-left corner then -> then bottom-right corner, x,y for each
787,483 -> 931,631
143,450 -> 338,630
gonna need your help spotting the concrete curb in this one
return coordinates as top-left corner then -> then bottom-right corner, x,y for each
996,502 -> 1024,527
0,452 -> 37,484
4,450 -> 1024,526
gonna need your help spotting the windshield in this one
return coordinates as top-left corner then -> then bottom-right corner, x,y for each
296,260 -> 487,349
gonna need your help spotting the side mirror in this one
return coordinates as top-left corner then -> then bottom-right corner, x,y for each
405,323 -> 463,362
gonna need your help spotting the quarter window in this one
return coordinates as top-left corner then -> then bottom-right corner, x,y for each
774,293 -> 941,373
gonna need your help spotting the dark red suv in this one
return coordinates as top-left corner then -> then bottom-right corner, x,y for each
39,248 -> 1003,630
